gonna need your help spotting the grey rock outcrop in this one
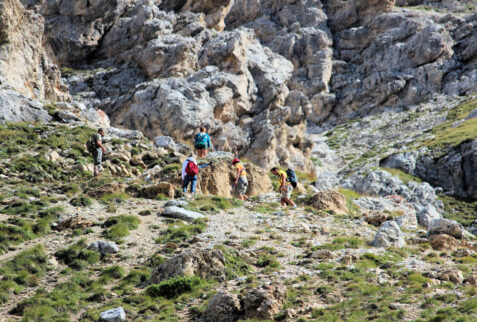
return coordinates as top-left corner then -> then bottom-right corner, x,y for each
243,284 -> 287,320
428,218 -> 464,239
100,307 -> 126,322
161,206 -> 205,222
372,221 -> 406,248
201,291 -> 242,322
0,86 -> 52,123
382,140 -> 477,199
150,248 -> 226,283
343,169 -> 442,228
88,240 -> 119,256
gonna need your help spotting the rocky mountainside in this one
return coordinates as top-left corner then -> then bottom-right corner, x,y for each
0,0 -> 476,321
1,0 -> 476,171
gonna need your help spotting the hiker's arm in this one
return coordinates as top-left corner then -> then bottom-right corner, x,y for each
235,168 -> 240,184
208,136 -> 213,151
96,140 -> 106,152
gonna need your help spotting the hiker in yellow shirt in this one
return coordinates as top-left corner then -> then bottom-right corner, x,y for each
271,167 -> 296,208
232,158 -> 248,201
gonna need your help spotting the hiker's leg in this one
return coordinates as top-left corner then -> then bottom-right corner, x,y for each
284,198 -> 295,207
280,198 -> 286,206
183,176 -> 190,193
190,175 -> 198,193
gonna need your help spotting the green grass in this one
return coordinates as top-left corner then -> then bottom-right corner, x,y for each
439,194 -> 477,227
256,254 -> 281,273
70,196 -> 92,207
186,195 -> 243,213
155,219 -> 206,244
146,276 -> 202,298
162,163 -> 182,174
379,167 -> 422,184
54,238 -> 100,270
313,237 -> 365,251
103,215 -> 140,241
214,245 -> 251,280
421,97 -> 477,153
0,244 -> 49,304
0,203 -> 64,254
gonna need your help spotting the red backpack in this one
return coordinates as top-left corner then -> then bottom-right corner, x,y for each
185,160 -> 199,176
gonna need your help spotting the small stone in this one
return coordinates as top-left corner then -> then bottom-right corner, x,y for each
165,242 -> 179,250
320,226 -> 330,235
100,307 -> 126,322
464,275 -> 477,286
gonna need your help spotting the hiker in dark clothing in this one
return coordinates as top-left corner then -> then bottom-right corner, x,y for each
90,128 -> 106,177
194,127 -> 212,158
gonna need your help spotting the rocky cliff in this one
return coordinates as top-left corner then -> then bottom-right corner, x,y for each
2,0 -> 475,173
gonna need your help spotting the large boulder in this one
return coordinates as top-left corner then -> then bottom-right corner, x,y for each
196,159 -> 272,198
0,86 -> 52,122
427,218 -> 464,239
243,284 -> 287,320
308,190 -> 347,214
100,307 -> 126,322
201,291 -> 242,322
372,221 -> 406,248
161,206 -> 205,222
149,248 -> 226,283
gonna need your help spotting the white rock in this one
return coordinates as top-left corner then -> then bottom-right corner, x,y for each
100,307 -> 126,322
161,206 -> 205,221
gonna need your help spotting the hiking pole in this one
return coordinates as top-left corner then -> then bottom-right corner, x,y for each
198,163 -> 211,169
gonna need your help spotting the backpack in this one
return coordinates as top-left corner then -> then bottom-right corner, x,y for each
86,137 -> 97,153
185,160 -> 199,176
194,133 -> 207,149
286,168 -> 298,188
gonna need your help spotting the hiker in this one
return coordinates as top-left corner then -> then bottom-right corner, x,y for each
232,158 -> 248,201
87,128 -> 106,177
271,167 -> 296,208
194,127 -> 212,158
182,154 -> 199,195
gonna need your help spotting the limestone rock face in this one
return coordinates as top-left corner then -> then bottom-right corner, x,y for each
0,0 -> 66,100
150,248 -> 226,283
0,85 -> 52,122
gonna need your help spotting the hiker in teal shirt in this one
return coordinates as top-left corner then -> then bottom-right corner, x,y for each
194,127 -> 212,158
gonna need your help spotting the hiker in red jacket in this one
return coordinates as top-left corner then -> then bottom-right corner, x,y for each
182,155 -> 198,195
